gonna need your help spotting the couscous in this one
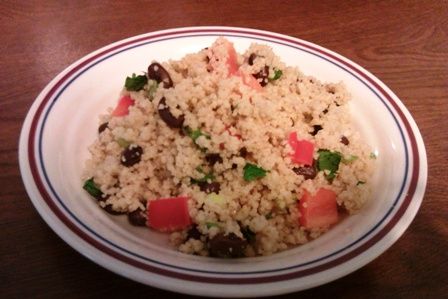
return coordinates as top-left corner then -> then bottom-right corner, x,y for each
82,38 -> 375,257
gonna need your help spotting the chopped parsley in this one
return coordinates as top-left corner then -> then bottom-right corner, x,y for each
206,222 -> 219,229
243,163 -> 267,181
125,73 -> 148,91
269,69 -> 283,81
317,149 -> 342,181
146,79 -> 158,99
191,166 -> 215,184
83,178 -> 102,198
342,154 -> 358,164
116,138 -> 131,148
357,181 -> 366,186
184,127 -> 210,150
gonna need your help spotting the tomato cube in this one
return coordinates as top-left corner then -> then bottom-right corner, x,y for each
111,95 -> 134,117
148,196 -> 191,232
288,132 -> 314,166
238,71 -> 263,91
225,41 -> 239,76
298,188 -> 338,229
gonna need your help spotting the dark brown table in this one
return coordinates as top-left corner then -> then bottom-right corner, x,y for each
1,1 -> 447,298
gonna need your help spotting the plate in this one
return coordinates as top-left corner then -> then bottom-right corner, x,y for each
19,27 -> 427,297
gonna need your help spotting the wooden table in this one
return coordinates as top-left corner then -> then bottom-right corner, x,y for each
1,1 -> 447,298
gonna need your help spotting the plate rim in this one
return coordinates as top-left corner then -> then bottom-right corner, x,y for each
19,26 -> 427,297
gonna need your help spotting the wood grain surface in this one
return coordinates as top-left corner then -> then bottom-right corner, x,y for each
1,1 -> 447,298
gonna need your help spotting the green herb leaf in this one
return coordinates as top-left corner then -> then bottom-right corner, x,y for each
125,73 -> 148,91
184,127 -> 210,142
241,227 -> 256,243
191,167 -> 215,184
317,149 -> 342,181
269,69 -> 283,81
83,178 -> 102,198
206,222 -> 219,229
357,181 -> 366,186
243,163 -> 267,181
189,128 -> 203,141
116,138 -> 131,148
342,154 -> 358,164
146,79 -> 158,99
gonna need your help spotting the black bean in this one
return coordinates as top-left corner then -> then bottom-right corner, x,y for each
198,181 -> 221,194
248,53 -> 257,65
293,165 -> 317,180
209,233 -> 247,258
103,204 -> 126,215
128,208 -> 147,226
96,193 -> 109,202
121,144 -> 143,167
147,62 -> 173,88
239,147 -> 248,158
253,66 -> 269,87
241,227 -> 256,243
205,153 -> 223,165
310,125 -> 323,136
187,225 -> 202,240
98,122 -> 108,134
337,204 -> 348,215
158,97 -> 185,128
340,136 -> 350,145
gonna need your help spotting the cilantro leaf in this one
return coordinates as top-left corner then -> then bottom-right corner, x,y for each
184,127 -> 210,142
191,167 -> 215,184
206,222 -> 219,229
83,178 -> 102,199
125,73 -> 148,91
317,149 -> 342,181
146,79 -> 158,99
243,163 -> 267,181
269,69 -> 283,81
184,127 -> 210,152
116,138 -> 131,148
342,154 -> 358,164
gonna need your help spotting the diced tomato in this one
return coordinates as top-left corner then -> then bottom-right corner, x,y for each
207,39 -> 261,92
288,132 -> 314,166
208,39 -> 239,76
148,196 -> 191,232
111,95 -> 134,117
298,188 -> 338,229
225,41 -> 239,76
236,70 -> 263,91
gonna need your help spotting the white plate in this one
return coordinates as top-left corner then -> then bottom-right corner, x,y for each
19,27 -> 427,297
